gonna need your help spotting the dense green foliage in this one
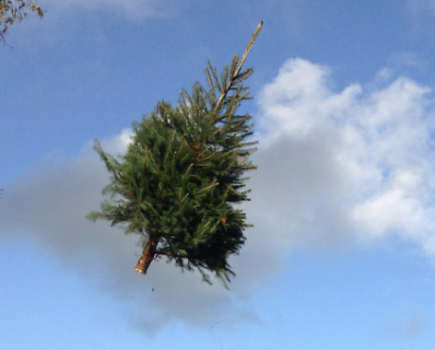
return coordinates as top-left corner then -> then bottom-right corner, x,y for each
88,22 -> 262,287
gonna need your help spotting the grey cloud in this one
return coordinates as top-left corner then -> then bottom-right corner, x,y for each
248,127 -> 353,245
387,312 -> 427,339
4,57 -> 435,335
0,138 -> 276,336
0,119 -> 349,336
402,313 -> 426,338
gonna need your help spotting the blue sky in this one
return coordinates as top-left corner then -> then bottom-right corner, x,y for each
2,0 -> 435,348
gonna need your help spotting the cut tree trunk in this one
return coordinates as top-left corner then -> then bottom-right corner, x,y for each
135,237 -> 159,274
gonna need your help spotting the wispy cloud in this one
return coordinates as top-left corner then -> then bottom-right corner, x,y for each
39,0 -> 177,20
383,310 -> 427,338
401,312 -> 427,338
405,0 -> 435,22
2,57 -> 435,335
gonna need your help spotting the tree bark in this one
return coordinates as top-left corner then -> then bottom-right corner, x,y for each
135,237 -> 159,274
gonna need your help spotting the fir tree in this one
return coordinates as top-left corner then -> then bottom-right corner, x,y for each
87,21 -> 262,287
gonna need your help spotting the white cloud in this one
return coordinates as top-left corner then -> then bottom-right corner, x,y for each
3,57 -> 435,334
258,58 -> 361,141
258,58 -> 435,256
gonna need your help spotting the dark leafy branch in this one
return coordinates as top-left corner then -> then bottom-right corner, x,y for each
87,21 -> 263,288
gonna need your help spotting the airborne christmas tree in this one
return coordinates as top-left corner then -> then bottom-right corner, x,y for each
87,21 -> 262,287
